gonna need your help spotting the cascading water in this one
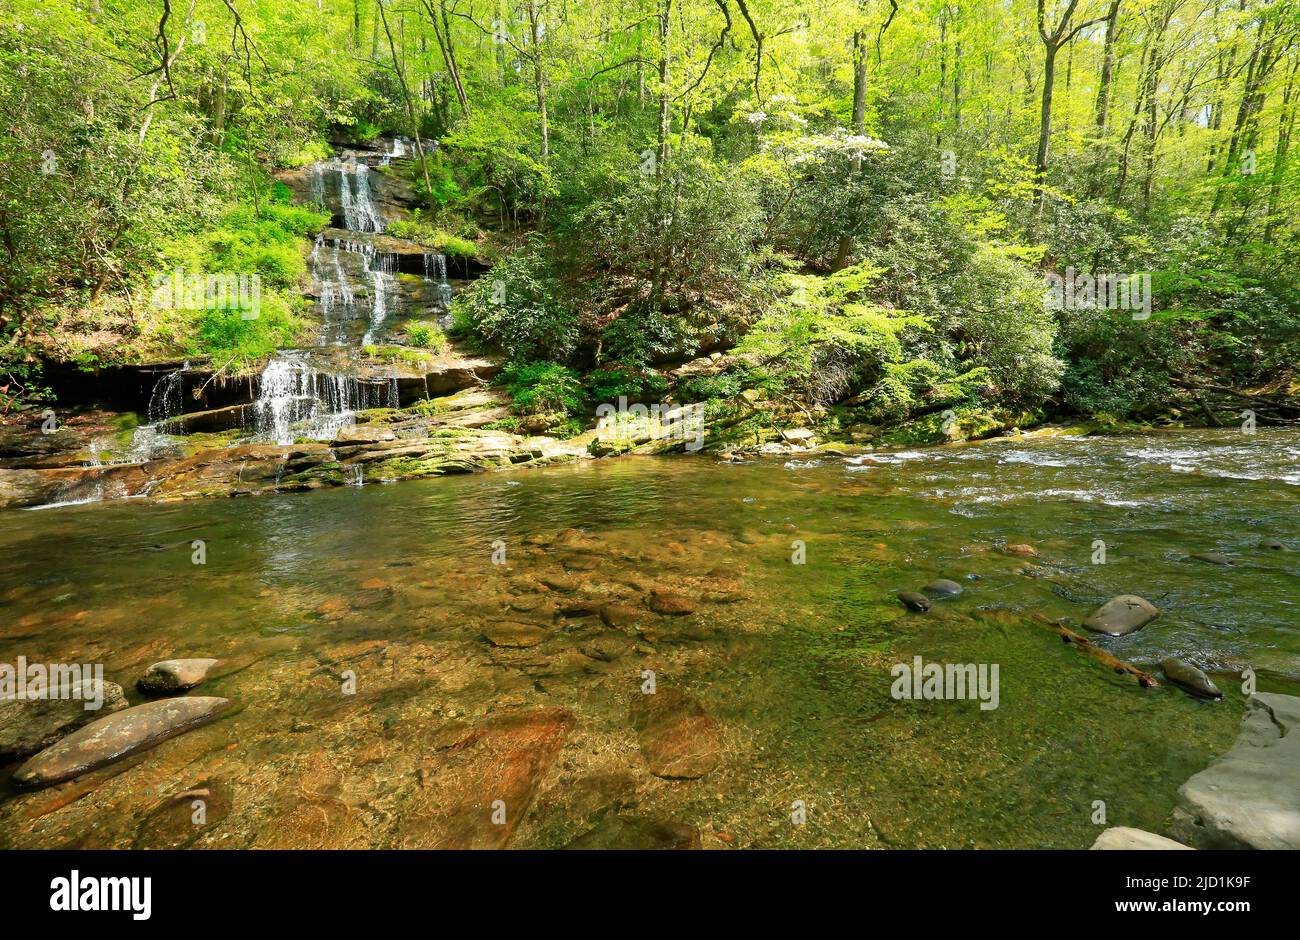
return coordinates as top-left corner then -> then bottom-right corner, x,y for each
117,364 -> 189,464
363,251 -> 397,345
250,350 -> 398,445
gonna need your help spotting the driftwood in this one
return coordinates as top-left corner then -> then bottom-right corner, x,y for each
1026,612 -> 1160,688
1170,377 -> 1300,424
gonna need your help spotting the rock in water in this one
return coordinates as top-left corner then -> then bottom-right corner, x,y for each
1190,551 -> 1234,566
1172,692 -> 1300,849
0,680 -> 128,760
1160,658 -> 1222,700
1002,543 -> 1037,557
649,590 -> 695,616
1082,595 -> 1160,636
566,817 -> 701,850
897,591 -> 932,612
14,697 -> 230,788
1259,539 -> 1286,551
1090,827 -> 1192,850
631,689 -> 721,780
481,621 -> 549,648
923,579 -> 964,598
137,658 -> 219,694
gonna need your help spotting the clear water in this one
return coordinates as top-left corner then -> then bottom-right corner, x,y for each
2,429 -> 1296,848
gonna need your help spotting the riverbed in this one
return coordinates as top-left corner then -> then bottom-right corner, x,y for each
1,427 -> 1296,848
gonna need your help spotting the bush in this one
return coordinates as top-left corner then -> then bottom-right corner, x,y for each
450,244 -> 577,363
497,361 -> 584,417
404,321 -> 447,351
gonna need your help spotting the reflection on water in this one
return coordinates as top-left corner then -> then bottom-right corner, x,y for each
1,429 -> 1296,848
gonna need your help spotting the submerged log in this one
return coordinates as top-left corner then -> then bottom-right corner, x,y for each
1026,612 -> 1160,688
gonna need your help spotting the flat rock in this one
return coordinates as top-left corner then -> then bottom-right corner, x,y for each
649,590 -> 695,616
1090,827 -> 1192,850
1082,594 -> 1159,636
630,689 -> 721,779
481,621 -> 549,648
600,603 -> 644,629
579,633 -> 634,662
137,658 -> 220,694
897,591 -> 931,612
923,579 -> 963,597
1160,658 -> 1222,700
566,816 -> 701,850
0,679 -> 128,759
1172,692 -> 1300,849
14,697 -> 230,788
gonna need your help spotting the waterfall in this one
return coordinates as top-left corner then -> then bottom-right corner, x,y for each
312,235 -> 357,346
333,158 -> 383,233
251,350 -> 395,445
363,252 -> 397,345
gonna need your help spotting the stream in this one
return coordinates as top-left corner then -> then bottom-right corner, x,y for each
1,428 -> 1296,847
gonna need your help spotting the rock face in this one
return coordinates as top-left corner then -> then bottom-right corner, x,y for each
0,680 -> 128,759
1160,658 -> 1222,700
137,658 -> 220,694
1090,827 -> 1192,850
630,689 -> 721,780
1172,692 -> 1300,850
1082,595 -> 1160,636
14,697 -> 230,788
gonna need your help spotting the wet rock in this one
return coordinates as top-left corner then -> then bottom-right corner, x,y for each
897,591 -> 931,612
1002,543 -> 1038,557
562,555 -> 601,572
630,688 -> 721,780
0,679 -> 128,760
779,428 -> 815,445
1160,658 -> 1223,700
314,597 -> 348,621
566,817 -> 701,850
558,597 -> 601,617
579,633 -> 635,662
333,425 -> 395,445
137,658 -> 220,694
0,469 -> 59,509
14,697 -> 230,788
1082,595 -> 1160,636
649,590 -> 695,616
539,574 -> 579,594
1259,539 -> 1286,551
1090,827 -> 1192,850
1190,551 -> 1234,566
395,708 -> 574,848
600,603 -> 644,629
481,621 -> 549,648
1172,692 -> 1300,849
350,581 -> 395,609
923,579 -> 963,598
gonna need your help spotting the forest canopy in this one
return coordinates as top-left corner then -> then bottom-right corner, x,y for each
2,0 -> 1298,429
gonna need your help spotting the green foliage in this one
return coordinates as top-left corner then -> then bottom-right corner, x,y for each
496,361 -> 584,417
404,321 -> 448,351
450,244 -> 577,363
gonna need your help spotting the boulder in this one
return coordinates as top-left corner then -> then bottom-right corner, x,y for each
1082,595 -> 1159,636
897,591 -> 931,612
137,658 -> 220,694
1171,692 -> 1300,849
14,697 -> 230,788
1160,658 -> 1222,700
1090,827 -> 1192,850
923,579 -> 964,598
0,679 -> 128,759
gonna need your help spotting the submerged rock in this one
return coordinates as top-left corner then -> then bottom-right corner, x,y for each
481,621 -> 549,648
631,689 -> 721,780
14,697 -> 230,788
1172,692 -> 1300,849
600,603 -> 644,629
649,590 -> 695,616
1259,539 -> 1286,551
1160,658 -> 1222,700
897,591 -> 931,612
0,680 -> 128,759
923,579 -> 963,598
566,816 -> 701,850
1082,595 -> 1159,636
1090,827 -> 1192,850
138,658 -> 220,694
1190,551 -> 1234,566
1002,543 -> 1037,557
